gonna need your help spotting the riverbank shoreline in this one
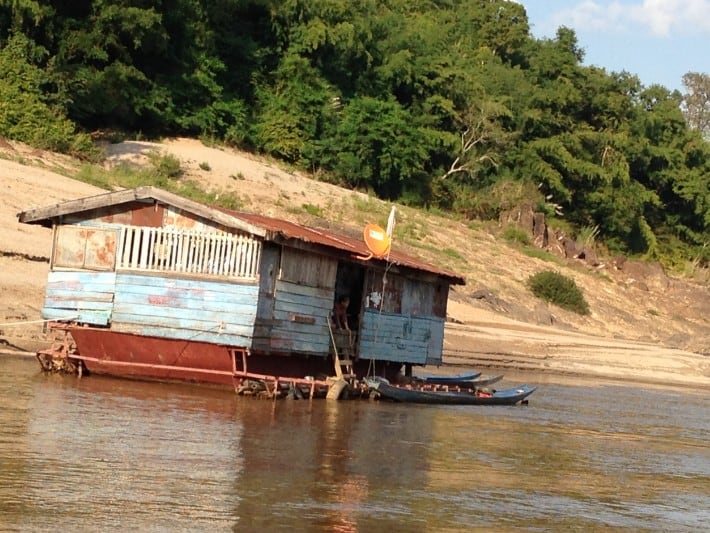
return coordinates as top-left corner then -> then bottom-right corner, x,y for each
1,137 -> 708,394
4,345 -> 709,393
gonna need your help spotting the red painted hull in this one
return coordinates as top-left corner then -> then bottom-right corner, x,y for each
69,328 -> 236,385
66,327 -> 347,386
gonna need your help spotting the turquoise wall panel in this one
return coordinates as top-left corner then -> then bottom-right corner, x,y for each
358,309 -> 445,365
110,273 -> 259,346
42,271 -> 116,326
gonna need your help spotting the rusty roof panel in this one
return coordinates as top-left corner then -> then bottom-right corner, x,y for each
226,211 -> 465,284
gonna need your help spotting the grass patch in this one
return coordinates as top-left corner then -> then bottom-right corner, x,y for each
73,162 -> 243,210
351,194 -> 388,219
521,247 -> 561,263
302,203 -> 324,217
199,161 -> 211,171
502,225 -> 531,245
442,247 -> 464,261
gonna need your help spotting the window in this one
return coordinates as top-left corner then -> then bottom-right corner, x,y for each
53,226 -> 117,271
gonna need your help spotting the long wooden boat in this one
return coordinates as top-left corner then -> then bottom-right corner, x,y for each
460,374 -> 504,388
412,372 -> 506,389
365,377 -> 536,405
415,371 -> 482,386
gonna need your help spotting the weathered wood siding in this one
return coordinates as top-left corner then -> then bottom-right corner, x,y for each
359,309 -> 445,365
253,279 -> 334,355
110,273 -> 258,346
42,271 -> 116,325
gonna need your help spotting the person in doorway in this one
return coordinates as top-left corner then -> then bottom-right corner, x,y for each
333,295 -> 350,331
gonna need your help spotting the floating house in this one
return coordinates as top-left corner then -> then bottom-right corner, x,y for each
18,186 -> 465,396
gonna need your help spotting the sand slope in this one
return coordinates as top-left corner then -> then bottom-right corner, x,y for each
1,138 -> 708,388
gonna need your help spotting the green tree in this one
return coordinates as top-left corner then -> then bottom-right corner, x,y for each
0,33 -> 93,155
253,53 -> 331,162
316,96 -> 429,199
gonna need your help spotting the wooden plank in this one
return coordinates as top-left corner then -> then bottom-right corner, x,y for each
272,299 -> 331,318
275,279 -> 333,299
45,289 -> 115,301
251,320 -> 331,355
48,270 -> 116,284
110,312 -> 254,336
114,293 -> 256,317
274,290 -> 332,309
41,307 -> 110,325
116,273 -> 257,295
113,287 -> 256,311
267,330 -> 330,353
113,298 -> 256,316
109,323 -> 253,346
260,319 -> 328,336
44,298 -> 113,311
272,309 -> 328,327
113,298 -> 256,319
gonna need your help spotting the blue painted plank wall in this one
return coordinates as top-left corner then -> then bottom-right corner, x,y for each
252,279 -> 334,355
42,271 -> 116,325
111,273 -> 259,346
359,309 -> 445,365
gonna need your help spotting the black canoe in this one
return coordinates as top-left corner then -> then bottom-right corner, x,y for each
415,371 -> 482,386
413,373 -> 503,389
365,377 -> 536,405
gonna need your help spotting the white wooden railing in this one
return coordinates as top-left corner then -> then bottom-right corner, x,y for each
118,226 -> 260,279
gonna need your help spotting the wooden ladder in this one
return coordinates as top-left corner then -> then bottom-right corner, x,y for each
334,346 -> 355,381
327,317 -> 356,386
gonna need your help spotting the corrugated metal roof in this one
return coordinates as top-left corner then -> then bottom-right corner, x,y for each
225,210 -> 465,284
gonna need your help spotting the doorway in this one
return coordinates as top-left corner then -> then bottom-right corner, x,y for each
333,262 -> 365,332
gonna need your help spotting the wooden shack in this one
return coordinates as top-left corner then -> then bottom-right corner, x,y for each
18,186 -> 465,394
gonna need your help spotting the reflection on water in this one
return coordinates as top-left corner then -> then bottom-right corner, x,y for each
0,356 -> 708,532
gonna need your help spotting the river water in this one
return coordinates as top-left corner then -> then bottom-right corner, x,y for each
0,356 -> 708,532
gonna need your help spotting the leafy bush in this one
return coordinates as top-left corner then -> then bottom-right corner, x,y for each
146,151 -> 183,178
527,270 -> 590,315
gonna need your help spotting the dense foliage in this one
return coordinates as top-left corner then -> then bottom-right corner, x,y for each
1,0 -> 708,266
527,270 -> 590,315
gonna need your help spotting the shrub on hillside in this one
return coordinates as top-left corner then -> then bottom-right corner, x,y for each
527,270 -> 590,315
0,34 -> 97,159
147,151 -> 183,179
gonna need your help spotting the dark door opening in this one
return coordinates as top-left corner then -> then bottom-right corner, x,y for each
333,262 -> 365,332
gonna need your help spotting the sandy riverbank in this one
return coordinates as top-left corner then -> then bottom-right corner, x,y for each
1,137 -> 708,390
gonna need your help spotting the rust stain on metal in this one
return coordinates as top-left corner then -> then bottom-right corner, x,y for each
131,203 -> 164,227
225,211 -> 464,284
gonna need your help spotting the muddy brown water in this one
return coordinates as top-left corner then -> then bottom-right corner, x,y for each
1,356 -> 708,532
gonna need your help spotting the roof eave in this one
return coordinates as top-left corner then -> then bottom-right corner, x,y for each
17,186 -> 267,237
